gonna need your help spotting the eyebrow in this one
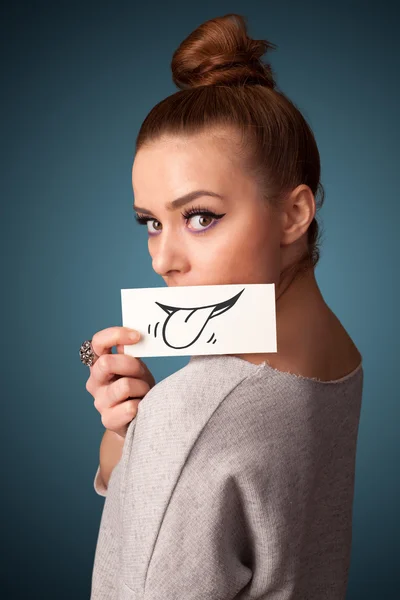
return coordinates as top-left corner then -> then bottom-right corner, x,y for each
133,190 -> 224,216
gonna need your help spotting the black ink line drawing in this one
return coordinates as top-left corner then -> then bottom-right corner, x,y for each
147,288 -> 245,349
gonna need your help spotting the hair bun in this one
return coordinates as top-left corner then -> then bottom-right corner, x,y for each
171,14 -> 277,90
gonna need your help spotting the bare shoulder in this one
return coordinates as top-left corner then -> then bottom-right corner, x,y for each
240,307 -> 362,382
317,310 -> 362,380
292,309 -> 362,382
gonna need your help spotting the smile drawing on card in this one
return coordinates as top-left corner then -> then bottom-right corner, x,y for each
147,288 -> 245,350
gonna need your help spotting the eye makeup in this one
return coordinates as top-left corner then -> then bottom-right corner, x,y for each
134,204 -> 226,235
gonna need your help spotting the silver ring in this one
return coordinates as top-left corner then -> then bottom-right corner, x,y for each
79,339 -> 99,367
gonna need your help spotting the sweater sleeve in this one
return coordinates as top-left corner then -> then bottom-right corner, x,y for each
93,418 -> 137,497
93,465 -> 107,497
145,458 -> 254,598
91,459 -> 122,599
144,374 -> 311,599
143,397 -> 258,598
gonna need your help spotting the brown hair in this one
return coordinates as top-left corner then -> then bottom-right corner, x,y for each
135,13 -> 325,280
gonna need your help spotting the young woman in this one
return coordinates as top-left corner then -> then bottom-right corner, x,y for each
84,13 -> 363,599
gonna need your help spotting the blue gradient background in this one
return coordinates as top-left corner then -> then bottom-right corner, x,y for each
2,1 -> 398,598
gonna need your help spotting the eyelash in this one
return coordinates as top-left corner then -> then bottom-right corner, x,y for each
134,204 -> 225,234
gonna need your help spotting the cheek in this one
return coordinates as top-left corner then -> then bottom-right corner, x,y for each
207,221 -> 277,280
196,231 -> 269,275
216,221 -> 274,261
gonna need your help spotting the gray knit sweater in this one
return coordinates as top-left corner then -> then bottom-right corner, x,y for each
91,353 -> 363,599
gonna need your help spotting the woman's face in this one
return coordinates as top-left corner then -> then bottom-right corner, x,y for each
131,132 -> 283,288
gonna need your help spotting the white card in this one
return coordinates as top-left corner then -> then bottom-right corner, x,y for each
121,283 -> 277,358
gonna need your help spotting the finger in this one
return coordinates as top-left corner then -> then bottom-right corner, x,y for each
92,326 -> 141,357
92,353 -> 145,386
90,327 -> 141,376
97,376 -> 150,411
115,346 -> 155,388
100,398 -> 142,431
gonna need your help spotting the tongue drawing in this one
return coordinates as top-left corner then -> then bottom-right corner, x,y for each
153,288 -> 245,349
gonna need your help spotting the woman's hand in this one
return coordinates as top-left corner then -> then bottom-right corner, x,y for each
85,326 -> 155,439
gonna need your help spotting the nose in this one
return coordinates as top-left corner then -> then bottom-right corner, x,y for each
151,228 -> 188,277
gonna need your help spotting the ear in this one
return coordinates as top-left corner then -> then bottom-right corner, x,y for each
279,185 -> 316,246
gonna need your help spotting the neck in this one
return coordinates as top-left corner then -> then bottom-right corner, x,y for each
276,265 -> 324,314
232,266 -> 328,366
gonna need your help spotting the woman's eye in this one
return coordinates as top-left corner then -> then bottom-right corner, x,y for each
147,219 -> 162,233
134,215 -> 162,233
186,213 -> 215,231
134,209 -> 225,235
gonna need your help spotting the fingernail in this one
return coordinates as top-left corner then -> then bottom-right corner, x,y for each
128,330 -> 140,341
